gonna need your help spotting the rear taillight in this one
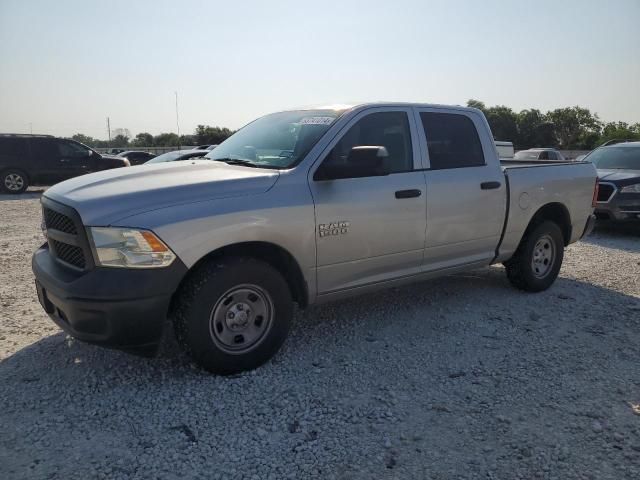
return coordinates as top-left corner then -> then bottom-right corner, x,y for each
592,179 -> 600,207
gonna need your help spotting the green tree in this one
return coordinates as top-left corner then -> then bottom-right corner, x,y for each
111,134 -> 130,148
180,134 -> 196,146
153,132 -> 180,147
70,133 -> 97,147
466,99 -> 486,112
195,125 -> 234,145
516,109 -> 556,149
599,122 -> 640,145
131,132 -> 153,147
546,107 -> 601,149
485,106 -> 518,143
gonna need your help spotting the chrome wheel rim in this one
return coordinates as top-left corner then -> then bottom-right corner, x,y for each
531,234 -> 555,278
4,173 -> 24,192
209,284 -> 274,354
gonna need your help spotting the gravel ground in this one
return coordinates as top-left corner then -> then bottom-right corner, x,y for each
0,191 -> 639,480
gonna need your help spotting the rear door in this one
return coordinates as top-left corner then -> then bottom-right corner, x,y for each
0,137 -> 30,171
415,108 -> 507,270
309,108 -> 427,294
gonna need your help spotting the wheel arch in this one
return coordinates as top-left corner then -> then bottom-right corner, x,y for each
525,202 -> 572,246
172,241 -> 309,309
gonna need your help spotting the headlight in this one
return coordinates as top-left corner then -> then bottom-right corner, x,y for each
620,183 -> 640,194
89,227 -> 176,268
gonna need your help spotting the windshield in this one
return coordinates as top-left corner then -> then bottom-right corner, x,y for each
587,146 -> 640,170
205,110 -> 343,169
514,151 -> 540,160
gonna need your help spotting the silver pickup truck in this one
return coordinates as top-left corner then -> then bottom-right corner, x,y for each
33,103 -> 597,374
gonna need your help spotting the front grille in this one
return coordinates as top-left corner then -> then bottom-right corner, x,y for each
42,200 -> 89,270
619,205 -> 640,212
43,207 -> 77,234
50,239 -> 86,269
597,183 -> 615,202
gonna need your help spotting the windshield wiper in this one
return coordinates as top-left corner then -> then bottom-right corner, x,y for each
213,158 -> 258,168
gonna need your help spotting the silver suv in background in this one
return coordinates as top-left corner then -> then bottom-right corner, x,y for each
32,103 -> 597,374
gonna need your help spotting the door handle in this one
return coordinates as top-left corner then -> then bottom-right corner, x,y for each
480,181 -> 501,190
395,189 -> 422,199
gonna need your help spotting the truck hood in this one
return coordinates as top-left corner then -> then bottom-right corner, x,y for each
597,169 -> 640,186
44,160 -> 280,225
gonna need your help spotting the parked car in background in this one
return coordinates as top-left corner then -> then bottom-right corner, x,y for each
495,141 -> 514,160
32,103 -> 597,374
600,139 -> 638,147
145,149 -> 208,164
0,134 -> 129,193
586,142 -> 640,222
117,150 -> 156,165
105,148 -> 126,155
195,144 -> 218,150
514,148 -> 566,161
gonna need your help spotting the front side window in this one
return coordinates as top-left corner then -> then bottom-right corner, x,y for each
206,110 -> 344,169
420,112 -> 485,169
315,111 -> 413,180
58,140 -> 89,158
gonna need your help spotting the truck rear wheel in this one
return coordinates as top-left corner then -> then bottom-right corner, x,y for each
1,169 -> 29,194
172,256 -> 293,374
504,220 -> 564,292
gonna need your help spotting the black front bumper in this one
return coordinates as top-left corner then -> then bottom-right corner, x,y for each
594,193 -> 640,222
32,245 -> 187,355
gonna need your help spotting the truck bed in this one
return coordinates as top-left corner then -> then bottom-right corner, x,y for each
500,159 -> 582,169
495,160 -> 597,263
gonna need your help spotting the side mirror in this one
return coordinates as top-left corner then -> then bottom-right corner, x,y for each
316,145 -> 389,180
87,150 -> 94,157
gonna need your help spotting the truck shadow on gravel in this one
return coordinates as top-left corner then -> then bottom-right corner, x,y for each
2,266 -> 638,380
1,267 -> 639,478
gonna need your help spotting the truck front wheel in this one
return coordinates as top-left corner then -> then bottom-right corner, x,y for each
504,220 -> 564,292
172,256 -> 293,374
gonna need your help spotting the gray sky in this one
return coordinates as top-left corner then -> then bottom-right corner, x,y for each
1,0 -> 639,139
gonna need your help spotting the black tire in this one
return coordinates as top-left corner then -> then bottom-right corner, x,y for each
1,169 -> 29,194
504,220 -> 564,292
172,256 -> 293,375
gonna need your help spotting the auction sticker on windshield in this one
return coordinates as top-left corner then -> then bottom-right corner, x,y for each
299,116 -> 335,125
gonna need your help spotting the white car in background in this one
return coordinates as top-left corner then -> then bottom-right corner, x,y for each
514,148 -> 566,161
495,141 -> 514,160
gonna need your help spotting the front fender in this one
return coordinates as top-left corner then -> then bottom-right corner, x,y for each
112,182 -> 318,301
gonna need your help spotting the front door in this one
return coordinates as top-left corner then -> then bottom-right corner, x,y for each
309,108 -> 427,294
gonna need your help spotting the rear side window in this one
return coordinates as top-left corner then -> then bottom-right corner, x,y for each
419,112 -> 485,169
0,138 -> 28,156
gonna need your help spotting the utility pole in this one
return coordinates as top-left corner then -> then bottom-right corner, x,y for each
106,117 -> 111,144
175,91 -> 181,148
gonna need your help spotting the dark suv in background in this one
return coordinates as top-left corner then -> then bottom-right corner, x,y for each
0,134 -> 129,193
